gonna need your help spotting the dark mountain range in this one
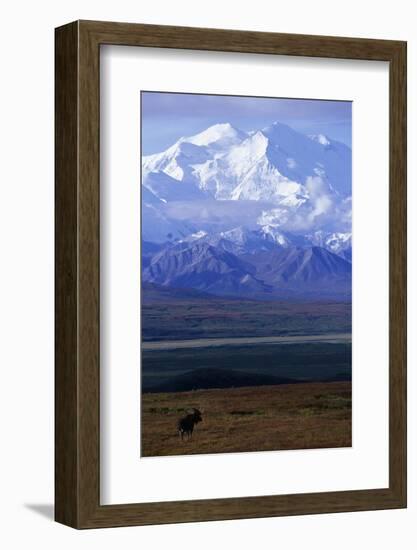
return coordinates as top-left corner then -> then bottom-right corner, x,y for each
243,246 -> 351,285
143,241 -> 272,296
142,238 -> 351,300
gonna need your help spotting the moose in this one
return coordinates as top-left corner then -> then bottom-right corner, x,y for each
178,408 -> 203,440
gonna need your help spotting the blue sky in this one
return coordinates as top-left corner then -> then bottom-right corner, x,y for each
141,91 -> 352,155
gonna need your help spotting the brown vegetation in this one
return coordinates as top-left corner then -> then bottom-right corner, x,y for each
141,381 -> 351,457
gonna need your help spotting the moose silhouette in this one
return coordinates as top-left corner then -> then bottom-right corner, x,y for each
177,408 -> 203,440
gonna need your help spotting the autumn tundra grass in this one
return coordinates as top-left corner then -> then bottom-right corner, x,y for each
141,381 -> 351,457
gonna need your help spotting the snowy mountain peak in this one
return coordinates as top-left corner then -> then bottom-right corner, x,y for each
228,130 -> 269,160
185,122 -> 247,148
258,225 -> 292,247
306,231 -> 352,262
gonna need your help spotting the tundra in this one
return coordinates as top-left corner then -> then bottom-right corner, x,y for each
178,408 -> 203,440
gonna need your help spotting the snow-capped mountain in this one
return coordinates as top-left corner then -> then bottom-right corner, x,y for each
143,121 -> 351,201
179,225 -> 307,254
141,120 -> 351,298
142,120 -> 351,244
306,231 -> 352,262
142,123 -> 247,191
228,123 -> 350,201
185,122 -> 248,150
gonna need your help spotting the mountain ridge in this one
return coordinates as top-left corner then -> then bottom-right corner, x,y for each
143,239 -> 351,300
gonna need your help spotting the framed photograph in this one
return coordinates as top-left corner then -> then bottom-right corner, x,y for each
55,20 -> 406,528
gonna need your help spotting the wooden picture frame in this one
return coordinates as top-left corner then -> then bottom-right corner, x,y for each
55,20 -> 407,529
